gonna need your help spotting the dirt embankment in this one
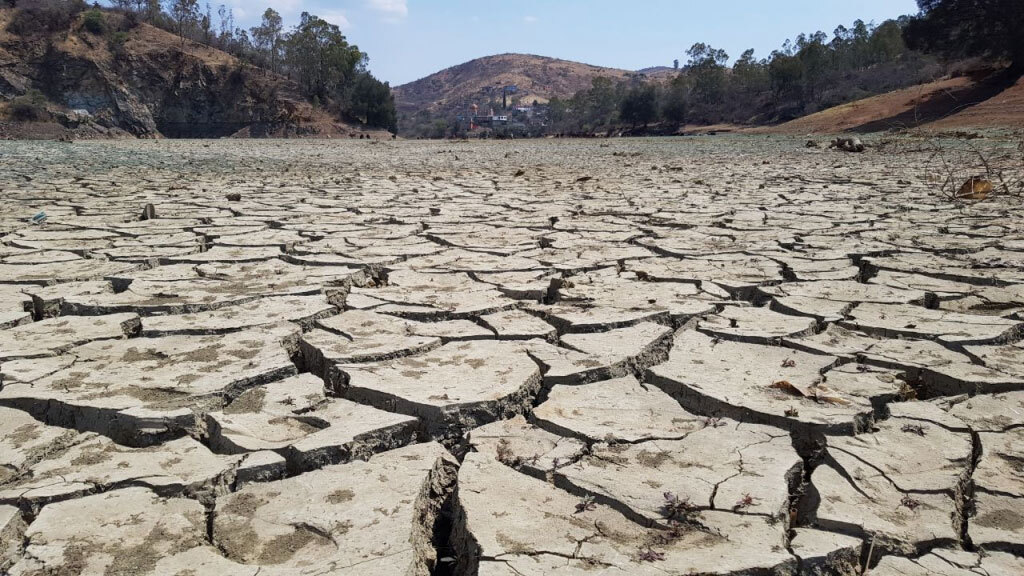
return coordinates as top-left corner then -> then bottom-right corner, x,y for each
763,67 -> 1024,135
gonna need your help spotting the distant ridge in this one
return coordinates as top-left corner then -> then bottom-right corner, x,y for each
392,53 -> 636,118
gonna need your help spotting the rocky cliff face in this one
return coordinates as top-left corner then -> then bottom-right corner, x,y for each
0,9 -> 371,139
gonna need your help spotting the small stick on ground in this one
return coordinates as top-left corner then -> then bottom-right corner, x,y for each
861,535 -> 876,575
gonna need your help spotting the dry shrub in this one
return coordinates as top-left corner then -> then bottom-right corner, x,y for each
888,134 -> 1024,202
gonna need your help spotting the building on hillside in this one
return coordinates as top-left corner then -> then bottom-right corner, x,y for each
472,115 -> 509,126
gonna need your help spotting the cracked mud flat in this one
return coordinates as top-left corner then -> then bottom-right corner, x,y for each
0,136 -> 1023,575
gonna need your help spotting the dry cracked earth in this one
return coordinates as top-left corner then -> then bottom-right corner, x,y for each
0,136 -> 1022,576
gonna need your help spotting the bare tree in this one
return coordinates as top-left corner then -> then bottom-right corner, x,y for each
167,0 -> 199,44
201,2 -> 212,44
216,4 -> 234,48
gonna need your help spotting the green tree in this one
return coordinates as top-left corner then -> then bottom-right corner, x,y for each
795,32 -> 829,103
251,8 -> 283,72
768,51 -> 804,101
8,89 -> 49,121
620,83 -> 659,127
284,12 -> 365,101
732,49 -> 768,93
167,0 -> 199,43
584,76 -> 618,129
684,43 -> 729,122
83,8 -> 106,34
904,0 -> 1024,71
349,73 -> 398,132
661,74 -> 688,126
868,20 -> 906,64
428,119 -> 448,139
686,43 -> 728,104
546,97 -> 572,132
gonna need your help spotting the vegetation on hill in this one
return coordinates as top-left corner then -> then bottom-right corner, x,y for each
397,17 -> 944,138
118,0 -> 397,132
403,0 -> 1022,138
393,53 -> 635,139
548,17 -> 940,135
905,0 -> 1023,74
1,0 -> 396,134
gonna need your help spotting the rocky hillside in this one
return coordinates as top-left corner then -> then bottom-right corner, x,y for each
0,8 -> 383,140
393,53 -> 635,117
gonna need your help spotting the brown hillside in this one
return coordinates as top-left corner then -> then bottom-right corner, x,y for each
393,53 -> 636,117
766,68 -> 1024,134
929,73 -> 1024,130
0,8 -> 385,139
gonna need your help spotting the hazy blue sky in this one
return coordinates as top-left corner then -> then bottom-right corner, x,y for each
160,0 -> 922,86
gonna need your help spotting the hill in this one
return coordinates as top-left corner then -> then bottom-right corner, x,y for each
393,53 -> 636,118
637,65 -> 679,78
761,67 -> 1024,134
0,7 -> 386,140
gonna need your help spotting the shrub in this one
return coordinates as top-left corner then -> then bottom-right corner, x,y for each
121,10 -> 139,30
7,0 -> 87,36
8,90 -> 50,122
109,31 -> 130,60
83,8 -> 106,35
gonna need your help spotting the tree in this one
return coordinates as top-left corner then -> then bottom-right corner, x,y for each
686,43 -> 729,104
83,7 -> 106,34
9,89 -> 49,121
251,8 -> 283,72
905,0 -> 1024,71
231,27 -> 252,58
584,76 -> 618,129
109,0 -> 149,13
768,51 -> 804,101
661,74 -> 688,126
200,3 -> 213,44
143,0 -> 161,22
546,97 -> 571,132
868,20 -> 906,64
620,84 -> 659,127
428,119 -> 448,139
110,0 -> 138,11
795,31 -> 829,104
167,0 -> 199,43
284,12 -> 365,101
348,73 -> 398,132
733,49 -> 768,93
216,4 -> 233,46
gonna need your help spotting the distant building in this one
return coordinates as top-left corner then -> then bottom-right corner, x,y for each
472,115 -> 509,126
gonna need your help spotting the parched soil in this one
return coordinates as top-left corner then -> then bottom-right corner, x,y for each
0,137 -> 1022,575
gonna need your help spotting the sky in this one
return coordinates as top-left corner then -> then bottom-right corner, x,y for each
155,0 -> 922,86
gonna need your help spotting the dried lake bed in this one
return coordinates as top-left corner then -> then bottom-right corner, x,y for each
0,136 -> 1022,575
